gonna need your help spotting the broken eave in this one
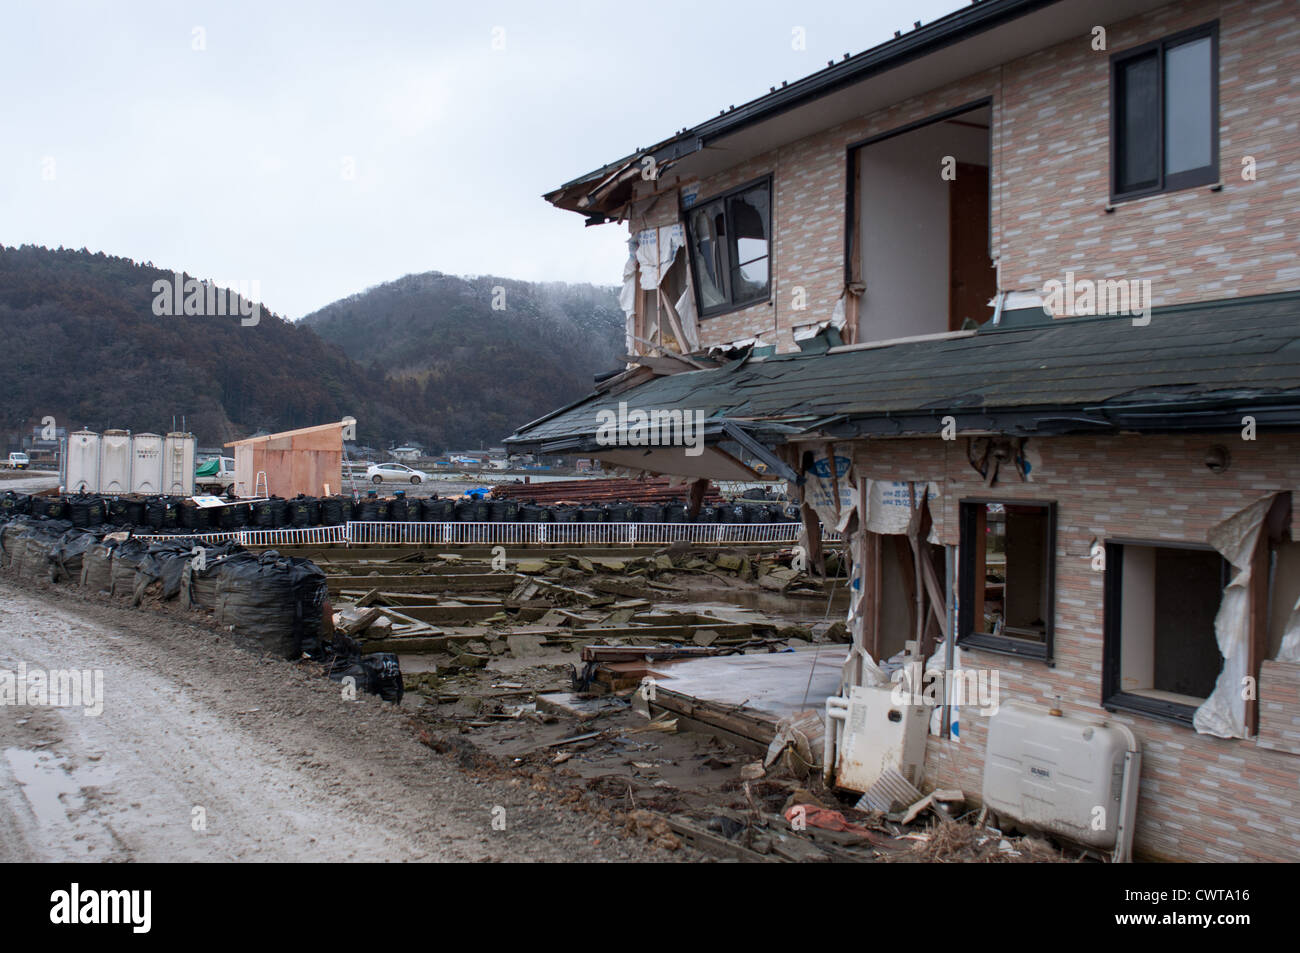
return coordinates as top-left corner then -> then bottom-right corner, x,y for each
544,0 -> 1170,219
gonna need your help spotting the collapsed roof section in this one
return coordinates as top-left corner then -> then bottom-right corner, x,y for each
504,294 -> 1300,476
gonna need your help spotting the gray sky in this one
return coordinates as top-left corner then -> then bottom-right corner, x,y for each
2,0 -> 960,319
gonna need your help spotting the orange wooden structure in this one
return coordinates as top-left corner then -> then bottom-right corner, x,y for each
226,420 -> 347,499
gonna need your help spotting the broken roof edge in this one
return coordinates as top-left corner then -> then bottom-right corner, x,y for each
544,0 -> 1061,215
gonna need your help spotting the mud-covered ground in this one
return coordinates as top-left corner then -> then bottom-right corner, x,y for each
0,577 -> 686,862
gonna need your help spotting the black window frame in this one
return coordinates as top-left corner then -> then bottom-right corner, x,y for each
1109,21 -> 1219,203
682,174 -> 773,319
1101,539 -> 1229,728
957,498 -> 1056,665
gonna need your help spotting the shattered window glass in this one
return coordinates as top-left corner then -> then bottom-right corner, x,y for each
689,201 -> 728,311
685,179 -> 771,315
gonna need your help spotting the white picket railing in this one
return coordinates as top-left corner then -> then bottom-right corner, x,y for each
130,521 -> 832,548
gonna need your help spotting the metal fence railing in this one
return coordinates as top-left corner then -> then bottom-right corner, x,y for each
130,521 -> 830,548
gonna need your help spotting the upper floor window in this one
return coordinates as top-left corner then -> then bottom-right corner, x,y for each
684,177 -> 771,317
1110,22 -> 1218,202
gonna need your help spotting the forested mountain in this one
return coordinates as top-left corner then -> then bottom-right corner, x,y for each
0,245 -> 624,453
301,271 -> 625,448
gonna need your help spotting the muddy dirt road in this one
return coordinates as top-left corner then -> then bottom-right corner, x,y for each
0,579 -> 668,862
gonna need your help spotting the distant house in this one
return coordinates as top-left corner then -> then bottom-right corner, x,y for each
389,444 -> 424,461
509,0 -> 1300,863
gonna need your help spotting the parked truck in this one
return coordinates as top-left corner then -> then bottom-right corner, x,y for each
194,456 -> 236,495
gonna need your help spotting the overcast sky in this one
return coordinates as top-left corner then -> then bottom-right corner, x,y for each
2,0 -> 960,319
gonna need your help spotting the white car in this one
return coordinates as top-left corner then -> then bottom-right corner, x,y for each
366,463 -> 432,485
6,452 -> 29,470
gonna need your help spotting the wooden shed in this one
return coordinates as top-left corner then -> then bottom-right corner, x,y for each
226,420 -> 348,499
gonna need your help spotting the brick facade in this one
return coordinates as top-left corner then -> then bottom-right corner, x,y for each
625,0 -> 1300,352
839,432 -> 1300,862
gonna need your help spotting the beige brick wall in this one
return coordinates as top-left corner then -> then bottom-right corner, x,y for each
841,432 -> 1300,862
626,0 -> 1299,351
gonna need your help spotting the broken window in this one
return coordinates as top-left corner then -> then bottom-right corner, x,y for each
958,500 -> 1055,662
1103,542 -> 1228,726
685,177 -> 771,316
1110,22 -> 1218,201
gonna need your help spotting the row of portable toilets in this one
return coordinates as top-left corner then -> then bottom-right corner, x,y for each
63,430 -> 196,497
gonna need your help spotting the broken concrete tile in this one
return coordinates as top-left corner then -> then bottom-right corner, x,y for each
507,634 -> 548,658
693,628 -> 719,646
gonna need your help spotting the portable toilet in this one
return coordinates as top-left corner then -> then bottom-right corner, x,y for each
163,432 -> 195,496
66,431 -> 100,493
99,429 -> 132,495
131,432 -> 164,494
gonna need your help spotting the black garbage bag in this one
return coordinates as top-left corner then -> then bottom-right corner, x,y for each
153,539 -> 239,601
229,502 -> 253,527
178,501 -> 211,532
106,497 -> 131,526
66,495 -> 104,528
1,491 -> 32,518
606,503 -> 636,522
362,653 -> 404,703
319,497 -> 344,526
0,516 -> 38,568
456,499 -> 488,522
2,517 -> 69,580
387,496 -> 409,522
109,537 -> 156,603
80,539 -> 117,593
421,498 -> 452,521
322,635 -> 403,703
49,529 -> 97,583
207,550 -> 329,659
146,497 -> 178,529
289,496 -> 314,527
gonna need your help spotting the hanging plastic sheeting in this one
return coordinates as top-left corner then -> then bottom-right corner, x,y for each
812,457 -> 889,692
674,275 -> 700,352
804,448 -> 857,534
635,224 -> 686,292
1279,594 -> 1300,663
861,479 -> 944,544
1194,493 -> 1279,738
620,237 -> 639,354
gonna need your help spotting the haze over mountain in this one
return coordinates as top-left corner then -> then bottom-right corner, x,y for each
0,245 -> 624,455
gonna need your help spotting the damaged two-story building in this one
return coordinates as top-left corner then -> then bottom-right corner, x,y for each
507,0 -> 1300,862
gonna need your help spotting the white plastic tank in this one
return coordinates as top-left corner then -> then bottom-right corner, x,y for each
162,432 -> 195,496
834,683 -> 930,792
131,433 -> 164,494
65,431 -> 100,493
99,429 -> 132,495
982,700 -> 1141,857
